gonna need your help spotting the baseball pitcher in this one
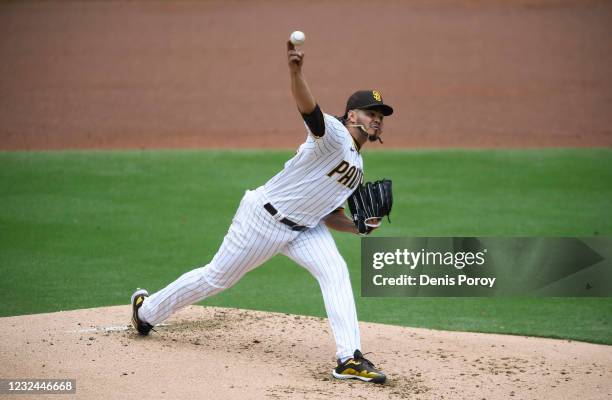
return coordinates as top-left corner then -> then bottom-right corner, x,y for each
131,39 -> 394,384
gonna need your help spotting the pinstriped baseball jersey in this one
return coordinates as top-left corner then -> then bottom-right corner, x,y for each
263,113 -> 363,227
136,113 -> 364,363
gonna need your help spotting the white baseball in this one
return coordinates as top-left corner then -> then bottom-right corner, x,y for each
290,31 -> 305,46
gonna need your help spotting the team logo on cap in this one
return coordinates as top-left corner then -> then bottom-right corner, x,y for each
372,90 -> 382,102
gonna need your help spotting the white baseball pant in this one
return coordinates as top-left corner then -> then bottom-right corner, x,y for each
139,187 -> 361,360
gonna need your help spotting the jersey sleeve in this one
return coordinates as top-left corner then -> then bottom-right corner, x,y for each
303,113 -> 347,154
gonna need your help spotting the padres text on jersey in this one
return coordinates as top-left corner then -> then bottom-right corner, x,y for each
263,113 -> 363,227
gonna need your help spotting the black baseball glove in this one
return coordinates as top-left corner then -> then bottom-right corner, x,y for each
347,179 -> 393,235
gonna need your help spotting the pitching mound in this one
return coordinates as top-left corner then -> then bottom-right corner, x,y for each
1,306 -> 610,399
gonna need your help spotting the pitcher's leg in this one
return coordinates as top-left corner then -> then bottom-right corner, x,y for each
139,192 -> 292,326
138,266 -> 224,326
282,223 -> 361,361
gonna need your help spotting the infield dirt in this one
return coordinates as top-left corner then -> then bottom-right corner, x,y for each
1,0 -> 611,150
1,305 -> 611,399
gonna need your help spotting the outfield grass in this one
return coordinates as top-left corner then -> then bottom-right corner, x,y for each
1,149 -> 611,344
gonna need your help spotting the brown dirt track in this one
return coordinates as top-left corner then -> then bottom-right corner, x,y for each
1,0 -> 611,149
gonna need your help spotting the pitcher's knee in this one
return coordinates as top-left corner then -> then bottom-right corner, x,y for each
316,258 -> 350,284
200,264 -> 243,290
334,259 -> 350,279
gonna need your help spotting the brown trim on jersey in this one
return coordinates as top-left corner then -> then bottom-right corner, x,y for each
351,136 -> 361,153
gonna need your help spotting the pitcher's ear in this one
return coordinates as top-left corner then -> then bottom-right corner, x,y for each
346,110 -> 355,122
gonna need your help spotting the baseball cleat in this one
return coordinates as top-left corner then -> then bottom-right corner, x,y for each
131,288 -> 154,336
332,350 -> 386,384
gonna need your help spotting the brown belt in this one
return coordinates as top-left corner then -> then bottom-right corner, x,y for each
263,203 -> 307,231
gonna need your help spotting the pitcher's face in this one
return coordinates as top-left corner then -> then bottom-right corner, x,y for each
350,109 -> 384,139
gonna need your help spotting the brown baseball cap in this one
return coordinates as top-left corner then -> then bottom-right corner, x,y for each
343,90 -> 394,119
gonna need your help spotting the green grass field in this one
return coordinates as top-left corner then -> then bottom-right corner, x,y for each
1,149 -> 611,344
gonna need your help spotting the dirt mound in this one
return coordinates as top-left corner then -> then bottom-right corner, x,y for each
1,305 -> 610,399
